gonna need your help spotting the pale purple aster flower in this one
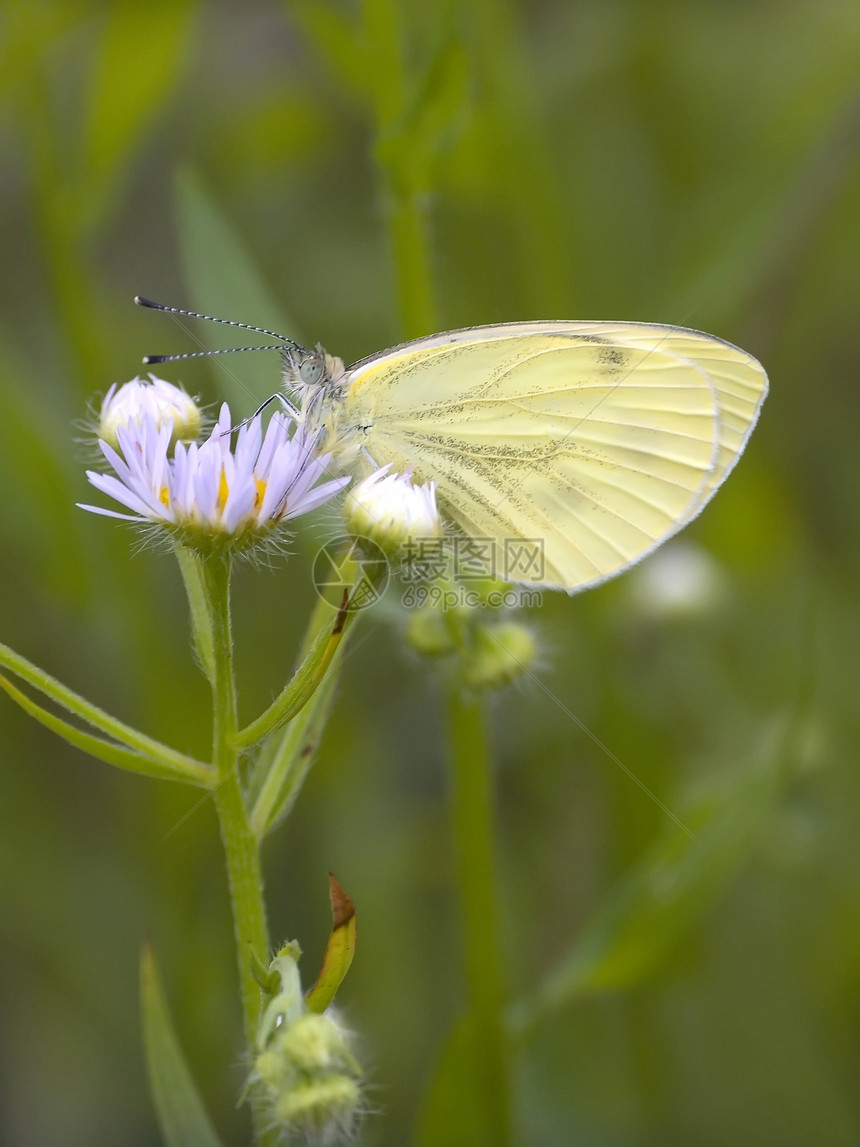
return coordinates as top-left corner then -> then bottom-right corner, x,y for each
79,403 -> 350,553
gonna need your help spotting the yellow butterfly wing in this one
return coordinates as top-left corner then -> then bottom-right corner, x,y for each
558,322 -> 768,517
342,322 -> 767,592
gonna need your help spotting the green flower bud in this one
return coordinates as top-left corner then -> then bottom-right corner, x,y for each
462,620 -> 537,690
405,605 -> 458,657
277,1012 -> 358,1076
253,1012 -> 362,1142
251,945 -> 362,1143
272,1072 -> 361,1138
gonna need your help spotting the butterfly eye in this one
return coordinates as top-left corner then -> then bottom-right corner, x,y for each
298,354 -> 325,387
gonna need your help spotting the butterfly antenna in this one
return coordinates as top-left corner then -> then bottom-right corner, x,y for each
143,346 -> 284,365
134,295 -> 304,350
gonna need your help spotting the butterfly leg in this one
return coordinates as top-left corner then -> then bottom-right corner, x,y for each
220,393 -> 301,436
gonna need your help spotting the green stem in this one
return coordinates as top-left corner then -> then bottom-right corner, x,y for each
175,542 -> 216,681
447,686 -> 514,1145
363,0 -> 437,338
390,193 -> 437,339
197,555 -> 270,1135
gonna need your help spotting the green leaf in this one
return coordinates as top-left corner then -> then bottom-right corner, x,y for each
0,675 -> 209,786
237,592 -> 351,753
376,35 -> 471,196
305,874 -> 357,1014
141,941 -> 223,1147
174,543 -> 216,684
0,4 -> 78,108
414,1013 -> 504,1147
289,1 -> 368,98
82,3 -> 196,231
0,328 -> 90,604
0,642 -> 213,784
510,723 -> 787,1032
175,169 -> 302,409
247,614 -> 346,836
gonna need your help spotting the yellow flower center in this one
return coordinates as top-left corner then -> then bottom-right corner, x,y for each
218,468 -> 230,511
254,478 -> 267,510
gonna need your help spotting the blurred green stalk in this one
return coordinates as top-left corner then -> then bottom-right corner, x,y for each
447,687 -> 514,1145
364,0 -> 437,337
389,193 -> 437,339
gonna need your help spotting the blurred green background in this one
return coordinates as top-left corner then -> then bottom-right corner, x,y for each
1,1 -> 859,1144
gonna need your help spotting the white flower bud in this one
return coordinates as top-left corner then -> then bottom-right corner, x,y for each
98,374 -> 202,449
345,464 -> 442,557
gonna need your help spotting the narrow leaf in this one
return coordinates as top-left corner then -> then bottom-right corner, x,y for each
0,675 -> 211,786
175,169 -> 302,409
0,643 -> 212,782
377,35 -> 471,195
236,591 -> 351,751
141,941 -> 223,1147
305,874 -> 357,1014
414,1013 -> 500,1147
174,543 -> 216,683
510,725 -> 786,1033
290,1 -> 368,98
0,330 -> 90,604
248,630 -> 345,837
82,4 -> 195,230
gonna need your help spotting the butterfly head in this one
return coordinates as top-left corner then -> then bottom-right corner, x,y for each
280,343 -> 356,462
283,343 -> 347,403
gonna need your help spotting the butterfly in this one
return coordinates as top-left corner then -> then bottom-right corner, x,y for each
137,298 -> 767,593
